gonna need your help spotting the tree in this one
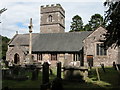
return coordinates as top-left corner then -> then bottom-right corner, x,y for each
83,24 -> 92,31
0,35 -> 10,60
70,15 -> 84,32
84,14 -> 104,31
104,1 -> 120,47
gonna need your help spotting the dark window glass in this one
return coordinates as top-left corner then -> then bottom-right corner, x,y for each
37,53 -> 42,60
51,53 -> 57,60
49,15 -> 52,22
96,43 -> 107,56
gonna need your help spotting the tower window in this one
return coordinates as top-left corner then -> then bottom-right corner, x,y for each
48,15 -> 52,22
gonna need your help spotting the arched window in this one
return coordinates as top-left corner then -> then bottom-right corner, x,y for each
48,15 -> 52,22
14,53 -> 20,64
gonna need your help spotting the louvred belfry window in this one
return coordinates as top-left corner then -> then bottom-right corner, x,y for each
48,15 -> 52,22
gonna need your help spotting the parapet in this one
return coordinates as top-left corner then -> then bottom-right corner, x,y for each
41,4 -> 65,13
41,4 -> 61,8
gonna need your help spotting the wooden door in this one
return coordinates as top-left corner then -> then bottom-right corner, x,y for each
87,55 -> 93,67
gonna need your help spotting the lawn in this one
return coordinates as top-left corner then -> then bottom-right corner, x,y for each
63,67 -> 120,89
2,67 -> 120,90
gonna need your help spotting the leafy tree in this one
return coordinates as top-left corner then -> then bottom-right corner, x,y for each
104,1 -> 120,47
83,24 -> 92,31
70,15 -> 84,32
84,14 -> 104,31
0,35 -> 10,60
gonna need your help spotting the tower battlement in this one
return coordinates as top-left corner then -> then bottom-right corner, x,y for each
40,4 -> 65,33
41,4 -> 61,8
41,4 -> 65,14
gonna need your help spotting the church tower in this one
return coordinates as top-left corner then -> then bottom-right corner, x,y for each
40,4 -> 65,33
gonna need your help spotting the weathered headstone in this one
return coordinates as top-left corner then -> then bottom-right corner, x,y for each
113,62 -> 117,70
31,68 -> 39,80
100,64 -> 105,73
51,77 -> 63,90
40,62 -> 50,90
42,62 -> 49,84
57,62 -> 61,79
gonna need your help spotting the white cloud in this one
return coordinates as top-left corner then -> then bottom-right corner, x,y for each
2,0 -> 104,2
1,1 -> 105,38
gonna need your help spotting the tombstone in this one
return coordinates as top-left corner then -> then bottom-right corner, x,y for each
100,64 -> 105,73
113,62 -> 117,70
42,62 -> 49,84
13,66 -> 20,76
57,62 -> 61,79
40,62 -> 50,90
2,69 -> 7,79
31,68 -> 39,80
51,77 -> 63,90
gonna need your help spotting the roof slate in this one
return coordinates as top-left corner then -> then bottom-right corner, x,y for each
9,32 -> 92,52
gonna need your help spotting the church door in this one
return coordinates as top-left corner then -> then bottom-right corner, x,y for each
87,55 -> 93,67
14,53 -> 20,64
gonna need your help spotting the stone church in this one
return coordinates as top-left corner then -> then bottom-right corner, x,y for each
6,4 -> 118,67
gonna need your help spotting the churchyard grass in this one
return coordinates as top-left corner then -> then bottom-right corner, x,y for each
63,67 -> 120,89
2,67 -> 120,89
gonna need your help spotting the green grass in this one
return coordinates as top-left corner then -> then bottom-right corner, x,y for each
2,67 -> 120,89
2,71 -> 42,89
2,68 -> 57,89
63,67 -> 120,89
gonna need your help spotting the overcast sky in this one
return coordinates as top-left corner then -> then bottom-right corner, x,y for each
1,0 -> 106,38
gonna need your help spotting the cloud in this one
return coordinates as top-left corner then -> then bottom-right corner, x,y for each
1,1 -> 105,38
2,0 -> 104,2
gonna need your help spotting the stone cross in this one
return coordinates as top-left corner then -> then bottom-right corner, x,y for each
28,18 -> 33,54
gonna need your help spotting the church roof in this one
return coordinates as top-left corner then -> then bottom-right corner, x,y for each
9,32 -> 92,53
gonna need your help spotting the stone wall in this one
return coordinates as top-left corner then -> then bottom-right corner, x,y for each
83,27 -> 118,66
40,4 -> 65,33
40,24 -> 64,33
6,45 -> 28,65
32,53 -> 75,67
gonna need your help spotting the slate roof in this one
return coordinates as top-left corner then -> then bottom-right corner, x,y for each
9,32 -> 92,53
9,33 -> 38,46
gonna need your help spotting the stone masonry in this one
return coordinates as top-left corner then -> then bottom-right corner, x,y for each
40,4 -> 65,33
83,27 -> 118,66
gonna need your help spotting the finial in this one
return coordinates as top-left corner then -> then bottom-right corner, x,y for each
16,31 -> 18,34
28,18 -> 33,33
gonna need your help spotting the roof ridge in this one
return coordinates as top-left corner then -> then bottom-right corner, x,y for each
8,34 -> 18,45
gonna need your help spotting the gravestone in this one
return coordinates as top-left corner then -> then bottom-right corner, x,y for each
100,64 -> 105,73
51,78 -> 63,90
31,68 -> 39,80
40,62 -> 50,90
57,62 -> 61,79
63,67 -> 86,82
113,62 -> 117,70
42,62 -> 49,84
